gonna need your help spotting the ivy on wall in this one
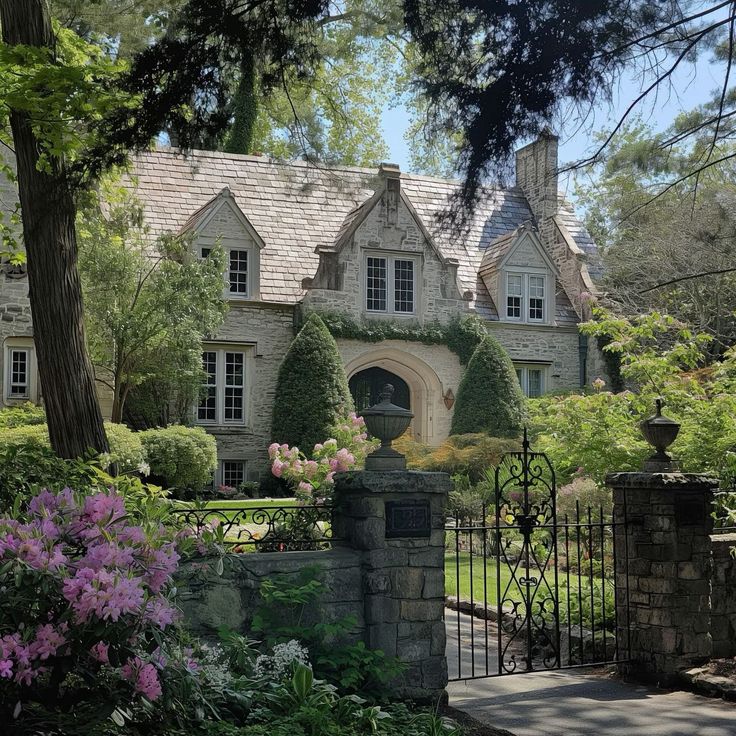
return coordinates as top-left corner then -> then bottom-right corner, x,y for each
295,308 -> 487,366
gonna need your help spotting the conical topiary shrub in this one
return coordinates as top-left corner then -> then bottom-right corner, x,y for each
450,334 -> 526,437
271,313 -> 353,454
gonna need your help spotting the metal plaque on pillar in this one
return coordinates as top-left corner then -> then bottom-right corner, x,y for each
385,500 -> 431,538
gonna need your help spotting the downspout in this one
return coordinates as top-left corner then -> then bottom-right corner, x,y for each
578,333 -> 588,388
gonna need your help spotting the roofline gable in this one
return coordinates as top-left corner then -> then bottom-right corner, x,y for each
183,187 -> 266,249
328,184 -> 449,265
498,222 -> 559,275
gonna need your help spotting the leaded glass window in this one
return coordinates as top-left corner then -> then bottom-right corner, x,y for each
366,256 -> 387,311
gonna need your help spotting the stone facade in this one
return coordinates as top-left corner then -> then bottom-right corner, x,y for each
607,472 -> 718,684
0,134 -> 604,474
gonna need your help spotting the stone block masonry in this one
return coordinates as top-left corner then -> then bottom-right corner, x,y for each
607,472 -> 718,685
710,532 -> 736,658
179,469 -> 451,703
333,470 -> 451,702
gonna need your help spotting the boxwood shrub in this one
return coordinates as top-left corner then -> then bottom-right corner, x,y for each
0,421 -> 145,473
451,335 -> 526,437
271,313 -> 353,454
139,425 -> 217,495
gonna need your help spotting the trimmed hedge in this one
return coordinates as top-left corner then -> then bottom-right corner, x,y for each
139,425 -> 217,494
0,421 -> 145,473
271,313 -> 353,454
450,335 -> 526,437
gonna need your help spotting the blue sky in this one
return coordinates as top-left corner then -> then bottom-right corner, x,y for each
380,52 -> 725,199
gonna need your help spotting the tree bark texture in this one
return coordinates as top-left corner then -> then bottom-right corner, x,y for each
0,0 -> 109,458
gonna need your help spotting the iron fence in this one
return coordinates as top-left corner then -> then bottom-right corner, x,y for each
171,503 -> 339,551
445,432 -> 629,681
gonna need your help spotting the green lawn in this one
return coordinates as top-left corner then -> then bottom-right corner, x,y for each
445,551 -> 516,606
170,497 -> 299,524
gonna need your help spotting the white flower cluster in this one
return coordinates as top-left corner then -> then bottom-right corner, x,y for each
254,639 -> 310,681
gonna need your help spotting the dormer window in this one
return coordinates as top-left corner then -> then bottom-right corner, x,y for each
505,271 -> 548,323
365,253 -> 417,315
202,246 -> 251,299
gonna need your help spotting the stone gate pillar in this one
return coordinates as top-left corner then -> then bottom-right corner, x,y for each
606,472 -> 717,685
333,470 -> 450,702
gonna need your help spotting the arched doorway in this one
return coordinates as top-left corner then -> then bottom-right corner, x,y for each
349,367 -> 411,412
344,347 -> 446,445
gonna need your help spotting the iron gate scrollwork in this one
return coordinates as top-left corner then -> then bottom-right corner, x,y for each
495,430 -> 559,674
445,430 -> 629,681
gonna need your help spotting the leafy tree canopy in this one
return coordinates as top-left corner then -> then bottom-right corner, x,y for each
77,182 -> 227,424
576,120 -> 736,358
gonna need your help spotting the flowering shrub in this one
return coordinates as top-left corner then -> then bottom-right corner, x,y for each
253,639 -> 310,680
268,412 -> 378,501
0,486 -> 205,730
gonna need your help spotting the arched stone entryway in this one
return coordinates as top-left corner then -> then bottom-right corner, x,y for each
344,348 -> 444,445
349,367 -> 411,412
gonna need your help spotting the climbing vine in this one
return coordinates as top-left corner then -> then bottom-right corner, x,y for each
296,309 -> 487,366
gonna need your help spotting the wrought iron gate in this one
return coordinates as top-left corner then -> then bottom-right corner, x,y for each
445,431 -> 629,680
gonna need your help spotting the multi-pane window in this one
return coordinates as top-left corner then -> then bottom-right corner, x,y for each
528,276 -> 545,321
515,365 -> 546,397
197,349 -> 247,425
201,246 -> 251,298
222,460 -> 245,489
505,272 -> 547,323
394,259 -> 414,313
228,250 -> 248,296
506,274 -> 522,319
224,352 -> 244,422
198,351 -> 218,422
8,349 -> 29,398
366,256 -> 387,311
366,254 -> 417,314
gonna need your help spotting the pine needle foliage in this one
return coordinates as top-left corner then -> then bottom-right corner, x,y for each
451,335 -> 526,437
271,313 -> 353,454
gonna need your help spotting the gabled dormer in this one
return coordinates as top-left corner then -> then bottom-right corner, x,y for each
479,222 -> 559,326
181,187 -> 265,301
304,163 -> 464,324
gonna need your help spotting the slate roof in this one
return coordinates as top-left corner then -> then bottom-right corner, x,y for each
126,148 -> 595,317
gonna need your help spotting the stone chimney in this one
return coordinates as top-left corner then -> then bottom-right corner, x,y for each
379,162 -> 401,226
514,128 -> 559,261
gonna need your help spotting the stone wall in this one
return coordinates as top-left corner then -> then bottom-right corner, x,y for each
178,469 -> 451,703
178,548 -> 364,640
607,472 -> 717,684
710,533 -> 736,658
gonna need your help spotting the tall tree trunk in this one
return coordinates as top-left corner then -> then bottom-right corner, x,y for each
223,50 -> 258,154
0,0 -> 109,458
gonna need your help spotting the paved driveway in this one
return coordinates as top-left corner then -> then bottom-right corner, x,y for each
446,610 -> 736,736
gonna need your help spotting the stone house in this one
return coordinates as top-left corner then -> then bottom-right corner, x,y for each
0,132 -> 603,485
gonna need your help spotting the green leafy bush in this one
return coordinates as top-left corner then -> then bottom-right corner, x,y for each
0,443 -> 99,510
0,402 -> 46,428
0,422 -> 146,473
450,335 -> 526,437
271,313 -> 353,454
250,566 -> 404,698
139,425 -> 217,495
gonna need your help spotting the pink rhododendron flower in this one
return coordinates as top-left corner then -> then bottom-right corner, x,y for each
90,641 -> 109,664
0,659 -> 12,678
